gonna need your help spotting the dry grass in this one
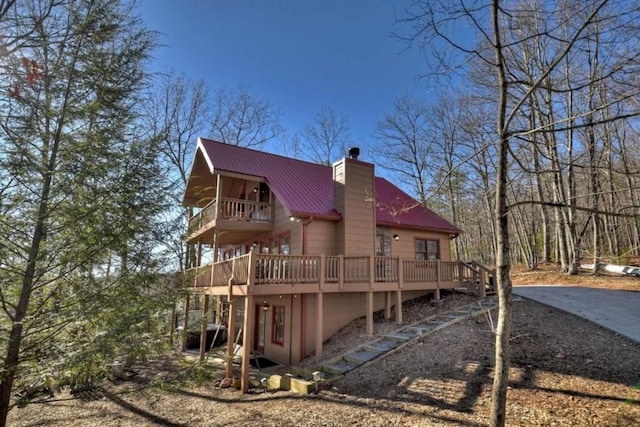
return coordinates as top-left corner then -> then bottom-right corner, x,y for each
8,267 -> 640,426
511,263 -> 640,291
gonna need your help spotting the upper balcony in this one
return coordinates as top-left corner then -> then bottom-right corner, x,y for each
187,197 -> 273,243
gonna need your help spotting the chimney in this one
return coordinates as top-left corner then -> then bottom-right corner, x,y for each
333,152 -> 375,256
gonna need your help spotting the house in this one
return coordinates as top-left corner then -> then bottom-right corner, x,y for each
181,138 -> 493,391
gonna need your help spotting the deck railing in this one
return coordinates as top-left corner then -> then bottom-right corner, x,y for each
189,253 -> 493,296
188,197 -> 272,234
255,254 -> 320,284
403,260 -> 438,282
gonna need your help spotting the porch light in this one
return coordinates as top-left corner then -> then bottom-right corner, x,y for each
393,234 -> 400,241
262,300 -> 270,311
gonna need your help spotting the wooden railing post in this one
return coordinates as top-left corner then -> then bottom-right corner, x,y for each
398,258 -> 404,289
338,255 -> 344,290
436,260 -> 441,299
369,255 -> 375,290
472,262 -> 479,295
247,250 -> 257,287
319,255 -> 325,291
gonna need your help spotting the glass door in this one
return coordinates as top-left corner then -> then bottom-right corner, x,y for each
254,305 -> 266,352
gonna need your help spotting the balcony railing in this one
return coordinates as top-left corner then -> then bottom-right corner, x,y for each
188,197 -> 272,234
187,253 -> 493,296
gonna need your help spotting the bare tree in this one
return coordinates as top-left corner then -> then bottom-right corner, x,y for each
399,1 -> 640,425
298,106 -> 351,165
208,84 -> 282,148
145,71 -> 209,270
374,94 -> 435,204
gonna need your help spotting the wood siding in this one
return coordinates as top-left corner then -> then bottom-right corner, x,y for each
391,229 -> 453,261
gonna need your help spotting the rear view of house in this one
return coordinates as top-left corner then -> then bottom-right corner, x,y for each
181,138 -> 493,391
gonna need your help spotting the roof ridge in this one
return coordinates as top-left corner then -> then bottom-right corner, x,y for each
199,137 -> 331,171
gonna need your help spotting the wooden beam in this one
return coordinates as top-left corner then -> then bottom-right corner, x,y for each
225,298 -> 235,379
366,291 -> 374,335
199,295 -> 210,361
395,290 -> 403,324
315,293 -> 324,364
181,294 -> 190,352
241,295 -> 255,393
384,291 -> 392,320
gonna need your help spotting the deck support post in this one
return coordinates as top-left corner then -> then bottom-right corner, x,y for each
225,298 -> 236,379
215,296 -> 222,324
241,295 -> 254,393
395,290 -> 403,324
315,292 -> 324,364
366,291 -> 374,335
384,291 -> 392,320
181,294 -> 190,351
199,295 -> 210,361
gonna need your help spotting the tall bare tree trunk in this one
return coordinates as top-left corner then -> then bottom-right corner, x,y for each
490,2 -> 512,425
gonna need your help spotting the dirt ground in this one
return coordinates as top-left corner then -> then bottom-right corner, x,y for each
7,266 -> 640,426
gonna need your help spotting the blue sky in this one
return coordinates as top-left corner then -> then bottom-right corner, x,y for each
138,0 -> 432,158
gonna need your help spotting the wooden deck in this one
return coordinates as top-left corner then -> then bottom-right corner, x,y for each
185,253 -> 494,297
187,197 -> 273,243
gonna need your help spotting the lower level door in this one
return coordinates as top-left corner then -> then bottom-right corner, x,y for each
254,305 -> 266,352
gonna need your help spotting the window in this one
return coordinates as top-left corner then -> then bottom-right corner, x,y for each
255,232 -> 291,255
415,239 -> 440,260
280,233 -> 290,255
376,229 -> 391,256
272,306 -> 285,345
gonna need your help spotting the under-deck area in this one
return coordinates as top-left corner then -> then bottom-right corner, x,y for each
182,252 -> 495,392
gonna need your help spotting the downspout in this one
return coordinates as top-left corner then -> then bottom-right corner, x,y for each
301,215 -> 314,255
300,216 -> 314,360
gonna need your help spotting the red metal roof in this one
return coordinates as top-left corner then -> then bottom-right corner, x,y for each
194,138 -> 461,234
375,177 -> 461,233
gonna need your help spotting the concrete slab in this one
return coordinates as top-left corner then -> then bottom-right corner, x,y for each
513,285 -> 640,344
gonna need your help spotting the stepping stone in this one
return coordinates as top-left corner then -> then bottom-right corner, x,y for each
428,317 -> 452,323
412,323 -> 441,333
323,359 -> 360,375
345,349 -> 381,364
442,314 -> 463,319
386,331 -> 419,341
366,339 -> 402,352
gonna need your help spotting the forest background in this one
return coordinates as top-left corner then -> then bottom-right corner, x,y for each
1,1 -> 639,426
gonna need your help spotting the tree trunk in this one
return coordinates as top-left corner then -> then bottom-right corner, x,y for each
489,2 -> 513,425
0,19 -> 80,424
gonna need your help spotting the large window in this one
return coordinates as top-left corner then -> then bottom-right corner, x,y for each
415,239 -> 440,260
272,306 -> 285,345
258,232 -> 290,255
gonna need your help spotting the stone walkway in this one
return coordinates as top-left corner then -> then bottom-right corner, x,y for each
320,296 -> 499,377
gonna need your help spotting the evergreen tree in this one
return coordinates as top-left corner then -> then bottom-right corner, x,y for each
0,1 -> 176,424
